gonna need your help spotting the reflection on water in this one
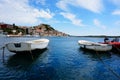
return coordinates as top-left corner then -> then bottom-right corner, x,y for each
79,48 -> 120,80
6,48 -> 47,70
2,48 -> 59,80
79,48 -> 112,61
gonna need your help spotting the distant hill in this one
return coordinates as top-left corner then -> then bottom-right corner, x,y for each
33,24 -> 69,36
0,22 -> 69,36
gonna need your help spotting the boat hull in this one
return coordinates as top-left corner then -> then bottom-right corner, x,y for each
103,42 -> 120,52
107,42 -> 120,49
6,39 -> 49,53
78,40 -> 112,52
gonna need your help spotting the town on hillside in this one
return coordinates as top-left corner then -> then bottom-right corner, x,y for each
0,22 -> 69,37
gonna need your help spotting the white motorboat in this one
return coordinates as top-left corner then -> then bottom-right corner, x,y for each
6,39 -> 49,53
78,40 -> 112,51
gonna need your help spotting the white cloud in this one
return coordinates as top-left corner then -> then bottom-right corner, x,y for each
60,12 -> 85,26
93,19 -> 106,29
36,0 -> 46,5
56,0 -> 69,11
0,0 -> 54,26
56,0 -> 103,13
111,0 -> 120,16
112,10 -> 120,15
115,20 -> 120,26
39,9 -> 55,19
111,0 -> 120,7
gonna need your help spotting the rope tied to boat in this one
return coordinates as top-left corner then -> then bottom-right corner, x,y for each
0,45 -> 5,63
27,43 -> 34,60
95,51 -> 120,79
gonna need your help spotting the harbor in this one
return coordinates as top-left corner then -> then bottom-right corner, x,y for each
0,36 -> 120,80
0,0 -> 120,79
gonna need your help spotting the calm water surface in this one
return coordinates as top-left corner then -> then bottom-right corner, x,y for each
0,36 -> 120,80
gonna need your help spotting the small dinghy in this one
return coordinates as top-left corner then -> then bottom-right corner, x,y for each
6,39 -> 49,53
78,40 -> 112,51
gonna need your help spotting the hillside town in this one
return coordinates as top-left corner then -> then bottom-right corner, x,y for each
0,22 -> 69,37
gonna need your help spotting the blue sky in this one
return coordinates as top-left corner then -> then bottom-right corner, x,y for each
0,0 -> 120,36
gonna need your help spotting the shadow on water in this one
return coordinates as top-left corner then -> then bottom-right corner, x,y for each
111,47 -> 120,55
78,47 -> 112,60
6,48 -> 47,69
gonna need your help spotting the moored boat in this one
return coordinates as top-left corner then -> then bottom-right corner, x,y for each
78,40 -> 112,52
7,35 -> 22,37
6,39 -> 49,53
103,42 -> 120,52
105,42 -> 120,49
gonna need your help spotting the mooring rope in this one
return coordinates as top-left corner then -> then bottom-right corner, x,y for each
96,51 -> 120,79
0,45 -> 5,63
29,50 -> 34,60
28,43 -> 34,60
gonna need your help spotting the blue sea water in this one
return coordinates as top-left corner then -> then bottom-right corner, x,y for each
0,36 -> 120,80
